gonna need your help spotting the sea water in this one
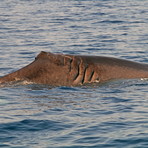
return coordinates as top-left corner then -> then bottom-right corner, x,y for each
0,0 -> 148,147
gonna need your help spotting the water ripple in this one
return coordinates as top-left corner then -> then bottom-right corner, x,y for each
0,0 -> 148,147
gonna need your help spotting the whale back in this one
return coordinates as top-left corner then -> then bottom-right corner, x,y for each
75,55 -> 148,71
0,51 -> 148,86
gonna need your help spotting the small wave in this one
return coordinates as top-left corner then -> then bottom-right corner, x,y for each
0,98 -> 9,105
0,80 -> 34,88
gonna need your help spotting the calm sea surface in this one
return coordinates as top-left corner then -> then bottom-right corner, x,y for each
0,0 -> 148,147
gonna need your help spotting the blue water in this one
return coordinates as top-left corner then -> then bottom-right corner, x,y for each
0,0 -> 148,147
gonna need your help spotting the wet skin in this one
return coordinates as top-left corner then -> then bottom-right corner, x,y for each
0,51 -> 148,86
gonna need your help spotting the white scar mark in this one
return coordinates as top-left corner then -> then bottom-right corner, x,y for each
94,79 -> 100,83
15,78 -> 21,81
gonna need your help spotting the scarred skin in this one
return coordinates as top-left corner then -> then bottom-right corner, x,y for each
0,51 -> 148,86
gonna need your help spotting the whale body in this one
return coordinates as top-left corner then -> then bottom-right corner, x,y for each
0,51 -> 148,86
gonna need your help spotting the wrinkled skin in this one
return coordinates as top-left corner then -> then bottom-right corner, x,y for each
0,51 -> 148,86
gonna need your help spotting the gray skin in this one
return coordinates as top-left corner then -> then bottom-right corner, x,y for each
0,51 -> 148,86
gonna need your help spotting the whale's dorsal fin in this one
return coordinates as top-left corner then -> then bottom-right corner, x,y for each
35,51 -> 52,59
36,51 -> 72,66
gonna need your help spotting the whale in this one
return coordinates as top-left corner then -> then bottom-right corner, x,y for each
0,51 -> 148,86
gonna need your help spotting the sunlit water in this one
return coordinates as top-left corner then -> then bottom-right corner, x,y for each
0,0 -> 148,147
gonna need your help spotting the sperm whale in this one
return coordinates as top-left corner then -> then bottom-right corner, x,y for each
0,51 -> 148,86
